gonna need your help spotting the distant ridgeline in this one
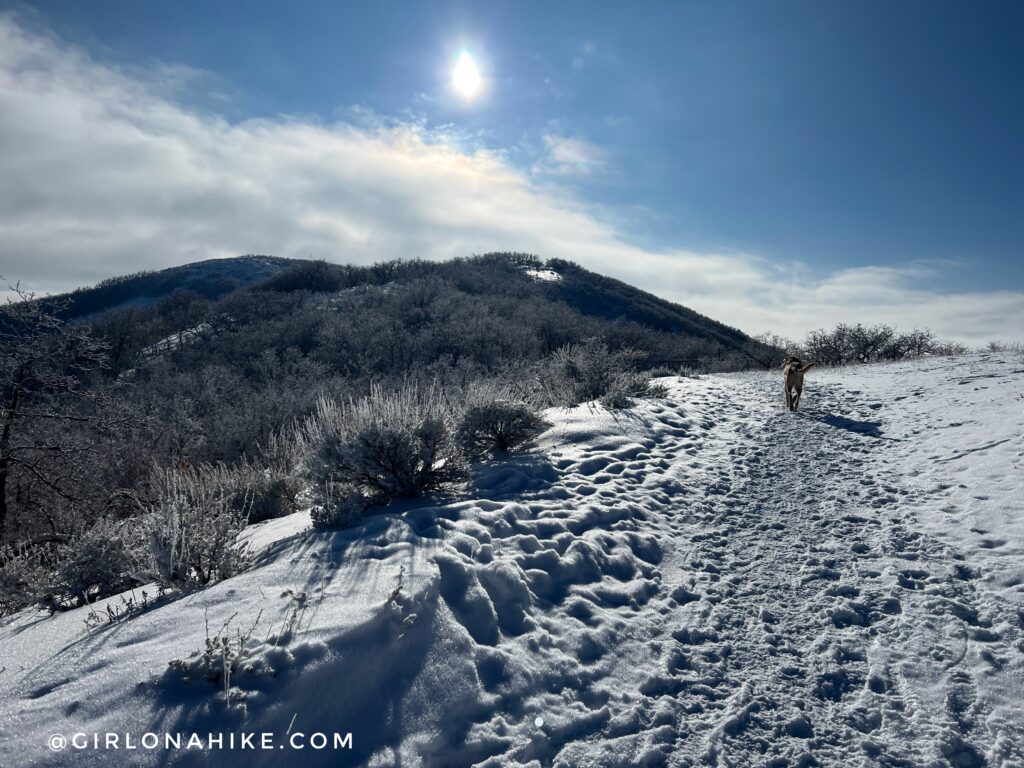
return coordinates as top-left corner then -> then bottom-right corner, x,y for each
41,255 -> 294,321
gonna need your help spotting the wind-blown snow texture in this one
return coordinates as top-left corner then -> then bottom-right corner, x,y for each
1,353 -> 1022,767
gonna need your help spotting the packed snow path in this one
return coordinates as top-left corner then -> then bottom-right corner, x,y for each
489,357 -> 1023,768
1,355 -> 1022,767
621,375 -> 1022,768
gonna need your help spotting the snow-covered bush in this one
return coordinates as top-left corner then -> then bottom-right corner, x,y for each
165,609 -> 265,700
545,339 -> 634,404
181,453 -> 300,530
539,339 -> 665,407
983,340 -> 1024,355
0,543 -> 54,616
241,432 -> 305,523
242,471 -> 297,523
645,364 -> 700,379
456,382 -> 550,458
0,520 -> 144,614
45,518 -> 141,610
144,467 -> 251,588
600,372 -> 670,410
309,483 -> 366,530
305,384 -> 467,505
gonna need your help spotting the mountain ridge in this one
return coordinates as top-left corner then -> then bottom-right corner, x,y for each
47,253 -> 762,363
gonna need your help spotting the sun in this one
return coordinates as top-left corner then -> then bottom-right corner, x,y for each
452,51 -> 481,99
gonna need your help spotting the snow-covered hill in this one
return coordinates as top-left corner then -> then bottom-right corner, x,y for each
2,353 -> 1022,767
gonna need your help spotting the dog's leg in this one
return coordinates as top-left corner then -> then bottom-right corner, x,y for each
785,384 -> 792,411
794,385 -> 802,411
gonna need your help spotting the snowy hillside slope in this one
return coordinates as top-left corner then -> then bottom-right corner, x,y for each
1,353 -> 1022,767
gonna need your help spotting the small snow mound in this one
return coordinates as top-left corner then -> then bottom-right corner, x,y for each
524,267 -> 561,282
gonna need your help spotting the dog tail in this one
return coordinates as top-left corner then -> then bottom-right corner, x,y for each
799,363 -> 815,373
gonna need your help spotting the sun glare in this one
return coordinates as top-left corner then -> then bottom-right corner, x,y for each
452,51 -> 481,99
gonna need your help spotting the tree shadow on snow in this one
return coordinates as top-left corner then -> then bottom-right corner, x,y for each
816,413 -> 888,439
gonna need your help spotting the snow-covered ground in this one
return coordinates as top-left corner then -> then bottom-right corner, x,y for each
1,353 -> 1022,767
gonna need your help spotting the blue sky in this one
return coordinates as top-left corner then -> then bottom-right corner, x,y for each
0,1 -> 1021,342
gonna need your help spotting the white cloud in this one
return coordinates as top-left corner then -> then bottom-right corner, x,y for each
0,14 -> 1021,346
538,133 -> 608,176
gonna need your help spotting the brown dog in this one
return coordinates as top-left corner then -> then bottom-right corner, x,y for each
782,356 -> 815,411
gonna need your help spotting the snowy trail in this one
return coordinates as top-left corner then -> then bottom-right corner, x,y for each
630,374 -> 1022,767
422,361 -> 1024,767
1,355 -> 1022,767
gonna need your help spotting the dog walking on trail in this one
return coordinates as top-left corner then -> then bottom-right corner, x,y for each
782,356 -> 815,411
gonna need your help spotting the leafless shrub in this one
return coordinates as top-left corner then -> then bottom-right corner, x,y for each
984,340 -> 1024,354
164,607 -> 264,708
83,588 -> 158,630
0,518 -> 146,615
0,542 -> 56,616
144,466 -> 252,588
796,323 -> 967,366
163,592 -> 319,712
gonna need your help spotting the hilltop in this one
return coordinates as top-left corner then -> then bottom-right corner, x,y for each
43,253 -> 758,359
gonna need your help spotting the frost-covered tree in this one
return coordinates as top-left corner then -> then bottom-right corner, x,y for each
0,287 -> 109,542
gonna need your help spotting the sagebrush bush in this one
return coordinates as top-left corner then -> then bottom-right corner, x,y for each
456,382 -> 549,457
310,483 -> 366,530
145,467 -> 251,588
552,339 -> 635,404
243,473 -> 297,523
540,339 -> 663,407
600,372 -> 670,410
646,364 -> 700,379
244,431 -> 305,522
306,383 -> 467,505
0,521 -> 143,615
